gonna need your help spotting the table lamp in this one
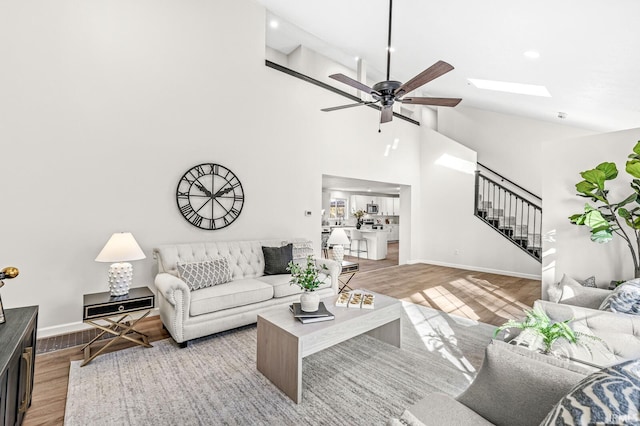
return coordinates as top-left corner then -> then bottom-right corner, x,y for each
95,232 -> 146,296
327,228 -> 351,263
0,266 -> 19,325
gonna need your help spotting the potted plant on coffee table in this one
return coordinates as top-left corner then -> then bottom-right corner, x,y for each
287,256 -> 329,312
493,306 -> 604,356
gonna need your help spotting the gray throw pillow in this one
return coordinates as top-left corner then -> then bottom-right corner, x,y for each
541,359 -> 640,425
457,340 -> 587,426
599,279 -> 640,314
177,257 -> 232,291
262,244 -> 293,275
579,275 -> 597,288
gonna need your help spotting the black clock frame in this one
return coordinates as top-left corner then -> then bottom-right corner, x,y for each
176,163 -> 244,230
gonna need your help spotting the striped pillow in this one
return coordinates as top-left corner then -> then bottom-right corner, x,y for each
599,279 -> 640,315
542,359 -> 640,425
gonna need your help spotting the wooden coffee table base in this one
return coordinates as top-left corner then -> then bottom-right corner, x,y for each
256,293 -> 402,403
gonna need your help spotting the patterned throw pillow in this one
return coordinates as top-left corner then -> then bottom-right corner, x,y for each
177,257 -> 232,291
541,359 -> 640,425
579,275 -> 597,288
285,240 -> 314,260
599,279 -> 640,315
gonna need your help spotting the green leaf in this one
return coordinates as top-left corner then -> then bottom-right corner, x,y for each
619,207 -> 631,219
633,140 -> 640,156
591,229 -> 613,243
626,159 -> 640,179
580,169 -> 606,190
583,209 -> 609,228
568,213 -> 585,225
616,193 -> 638,208
575,180 -> 597,195
596,162 -> 618,180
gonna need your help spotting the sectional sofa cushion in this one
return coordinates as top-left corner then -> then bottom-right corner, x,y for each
177,257 -> 233,291
262,244 -> 293,275
189,278 -> 274,316
542,358 -> 640,425
456,340 -> 588,426
257,272 -> 332,298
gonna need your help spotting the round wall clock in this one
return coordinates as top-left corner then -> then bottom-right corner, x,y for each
176,163 -> 244,230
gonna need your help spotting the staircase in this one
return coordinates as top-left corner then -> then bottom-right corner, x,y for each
474,168 -> 542,262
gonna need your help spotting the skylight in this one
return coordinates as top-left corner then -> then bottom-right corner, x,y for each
468,78 -> 551,97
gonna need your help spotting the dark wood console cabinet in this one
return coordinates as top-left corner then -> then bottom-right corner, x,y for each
0,306 -> 38,426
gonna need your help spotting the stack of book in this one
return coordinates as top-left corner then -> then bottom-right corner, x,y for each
289,302 -> 335,323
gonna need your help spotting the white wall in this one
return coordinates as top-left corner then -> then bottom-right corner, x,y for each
541,128 -> 640,298
418,128 -> 541,279
0,0 -> 424,334
437,107 -> 594,196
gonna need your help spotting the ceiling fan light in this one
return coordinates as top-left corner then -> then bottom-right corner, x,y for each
468,78 -> 551,97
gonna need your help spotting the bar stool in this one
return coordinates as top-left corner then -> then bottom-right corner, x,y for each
348,229 -> 368,259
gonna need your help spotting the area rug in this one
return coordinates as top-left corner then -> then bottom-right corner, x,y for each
64,302 -> 495,425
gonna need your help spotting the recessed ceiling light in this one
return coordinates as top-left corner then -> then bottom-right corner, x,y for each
524,50 -> 540,59
269,20 -> 279,29
468,78 -> 551,97
355,56 -> 360,61
386,46 -> 395,53
367,188 -> 372,192
392,138 -> 399,149
384,144 -> 391,157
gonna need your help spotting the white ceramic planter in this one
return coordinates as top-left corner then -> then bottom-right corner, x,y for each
300,291 -> 320,312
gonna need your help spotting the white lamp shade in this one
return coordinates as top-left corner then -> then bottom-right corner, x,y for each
327,228 -> 350,246
95,232 -> 146,263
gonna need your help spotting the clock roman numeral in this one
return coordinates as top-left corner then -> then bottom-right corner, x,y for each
177,191 -> 189,199
229,208 -> 240,219
193,165 -> 207,178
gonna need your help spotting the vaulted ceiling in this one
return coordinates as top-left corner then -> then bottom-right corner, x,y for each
259,0 -> 640,132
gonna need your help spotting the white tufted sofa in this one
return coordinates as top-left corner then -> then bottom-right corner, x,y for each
535,284 -> 640,367
153,239 -> 340,347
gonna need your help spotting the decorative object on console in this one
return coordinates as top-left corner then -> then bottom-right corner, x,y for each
352,209 -> 365,229
494,305 -> 603,356
287,256 -> 328,312
327,228 -> 350,262
95,232 -> 146,296
569,141 -> 640,278
0,266 -> 19,325
176,163 -> 244,230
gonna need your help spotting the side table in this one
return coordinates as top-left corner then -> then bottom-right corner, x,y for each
339,261 -> 359,293
81,286 -> 155,366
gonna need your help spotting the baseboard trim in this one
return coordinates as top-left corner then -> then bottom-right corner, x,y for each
408,259 -> 541,280
37,308 -> 160,338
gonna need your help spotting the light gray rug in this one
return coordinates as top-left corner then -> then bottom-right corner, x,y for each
65,302 -> 495,425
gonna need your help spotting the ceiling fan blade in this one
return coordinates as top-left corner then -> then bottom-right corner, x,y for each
380,105 -> 393,123
400,97 -> 462,107
329,74 -> 378,95
395,60 -> 455,97
321,101 -> 378,112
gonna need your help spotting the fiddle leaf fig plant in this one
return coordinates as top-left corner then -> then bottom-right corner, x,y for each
569,140 -> 640,278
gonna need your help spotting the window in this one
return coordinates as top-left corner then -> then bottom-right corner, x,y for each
330,199 -> 346,218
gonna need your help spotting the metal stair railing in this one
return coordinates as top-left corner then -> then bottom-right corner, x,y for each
474,170 -> 542,262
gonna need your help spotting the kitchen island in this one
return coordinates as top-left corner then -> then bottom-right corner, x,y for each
344,227 -> 388,260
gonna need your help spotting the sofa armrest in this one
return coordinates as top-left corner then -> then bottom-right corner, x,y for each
558,284 -> 611,309
314,258 -> 341,294
155,273 -> 190,307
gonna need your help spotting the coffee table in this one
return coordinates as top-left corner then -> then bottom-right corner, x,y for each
256,291 -> 402,403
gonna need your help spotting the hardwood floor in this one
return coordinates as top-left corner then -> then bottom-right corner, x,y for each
23,248 -> 540,425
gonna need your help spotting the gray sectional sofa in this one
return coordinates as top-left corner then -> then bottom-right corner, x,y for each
394,340 -> 590,426
153,239 -> 340,347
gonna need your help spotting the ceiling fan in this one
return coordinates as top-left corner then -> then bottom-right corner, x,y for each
322,0 -> 462,127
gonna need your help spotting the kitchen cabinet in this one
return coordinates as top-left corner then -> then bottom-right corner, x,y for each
0,306 -> 38,426
393,198 -> 399,215
387,224 -> 400,241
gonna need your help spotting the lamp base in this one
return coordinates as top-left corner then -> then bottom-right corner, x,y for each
332,245 -> 345,263
108,262 -> 133,296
